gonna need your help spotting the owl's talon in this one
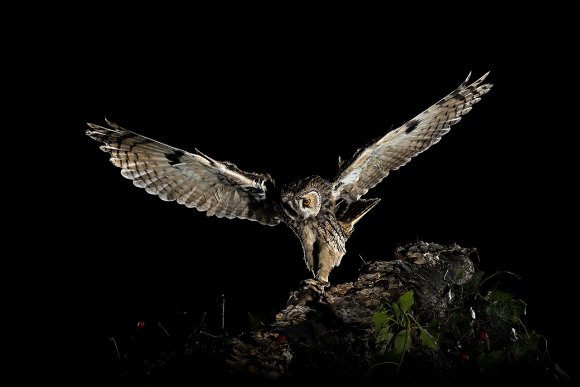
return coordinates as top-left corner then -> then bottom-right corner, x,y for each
301,278 -> 325,287
318,280 -> 330,290
301,278 -> 318,287
300,278 -> 329,294
287,279 -> 328,306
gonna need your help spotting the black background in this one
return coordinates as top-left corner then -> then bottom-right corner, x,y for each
35,6 -> 577,382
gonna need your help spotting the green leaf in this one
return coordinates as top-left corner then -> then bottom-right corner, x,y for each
485,290 -> 527,324
486,290 -> 513,303
372,311 -> 389,330
511,332 -> 541,361
392,303 -> 401,320
377,328 -> 394,344
464,271 -> 485,291
511,299 -> 527,322
485,301 -> 511,322
398,290 -> 415,313
420,327 -> 438,350
393,329 -> 412,354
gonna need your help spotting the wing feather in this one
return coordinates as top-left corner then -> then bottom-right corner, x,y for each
333,72 -> 492,201
86,120 -> 281,225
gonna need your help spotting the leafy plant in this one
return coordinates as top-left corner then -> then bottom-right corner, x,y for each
369,272 -> 567,382
371,290 -> 437,373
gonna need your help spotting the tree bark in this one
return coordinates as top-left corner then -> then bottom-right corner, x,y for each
225,241 -> 476,380
115,242 -> 564,384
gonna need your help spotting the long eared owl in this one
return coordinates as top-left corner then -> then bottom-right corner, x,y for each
87,72 -> 492,282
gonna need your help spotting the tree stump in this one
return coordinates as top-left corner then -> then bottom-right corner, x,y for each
226,242 -> 476,381
114,242 -> 565,384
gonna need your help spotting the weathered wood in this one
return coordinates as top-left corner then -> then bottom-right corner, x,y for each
112,242 -> 565,384
226,242 -> 476,380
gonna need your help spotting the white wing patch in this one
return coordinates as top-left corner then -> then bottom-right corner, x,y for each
333,72 -> 492,201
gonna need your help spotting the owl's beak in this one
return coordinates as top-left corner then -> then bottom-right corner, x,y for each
282,200 -> 299,219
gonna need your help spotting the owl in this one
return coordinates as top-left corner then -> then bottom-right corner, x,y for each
87,72 -> 492,283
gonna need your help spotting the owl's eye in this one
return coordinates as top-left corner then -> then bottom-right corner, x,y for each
303,198 -> 312,207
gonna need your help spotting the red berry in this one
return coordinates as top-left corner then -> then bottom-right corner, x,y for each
459,351 -> 470,363
475,330 -> 489,346
276,334 -> 287,344
136,320 -> 146,330
479,330 -> 489,342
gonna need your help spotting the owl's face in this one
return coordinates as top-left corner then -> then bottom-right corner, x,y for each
281,189 -> 321,220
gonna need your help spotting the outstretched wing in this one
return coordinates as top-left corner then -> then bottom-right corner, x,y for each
333,72 -> 492,201
86,120 -> 281,226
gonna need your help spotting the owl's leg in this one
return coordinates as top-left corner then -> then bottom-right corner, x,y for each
289,279 -> 329,306
315,269 -> 330,284
315,249 -> 335,284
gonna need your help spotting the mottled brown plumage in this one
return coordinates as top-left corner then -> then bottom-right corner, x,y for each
86,72 -> 492,282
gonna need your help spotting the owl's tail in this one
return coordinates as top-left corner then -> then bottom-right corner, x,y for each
336,198 -> 381,234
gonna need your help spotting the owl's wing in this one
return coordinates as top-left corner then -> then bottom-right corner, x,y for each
86,120 -> 281,226
333,72 -> 492,202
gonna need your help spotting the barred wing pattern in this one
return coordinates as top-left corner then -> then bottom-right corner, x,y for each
86,120 -> 281,226
333,72 -> 492,201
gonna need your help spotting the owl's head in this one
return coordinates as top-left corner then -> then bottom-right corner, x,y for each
281,176 -> 330,220
281,189 -> 321,220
